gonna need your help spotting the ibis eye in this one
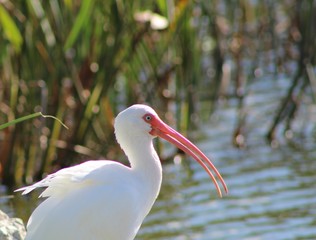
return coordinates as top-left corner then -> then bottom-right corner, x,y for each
144,115 -> 152,121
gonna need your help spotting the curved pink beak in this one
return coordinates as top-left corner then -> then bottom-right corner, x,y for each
149,116 -> 228,198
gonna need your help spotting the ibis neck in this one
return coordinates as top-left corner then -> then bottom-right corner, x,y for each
123,137 -> 162,202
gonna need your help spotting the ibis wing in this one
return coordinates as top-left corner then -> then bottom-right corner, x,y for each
15,160 -> 122,198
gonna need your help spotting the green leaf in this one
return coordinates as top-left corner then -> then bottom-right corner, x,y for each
0,4 -> 23,53
64,0 -> 94,50
157,0 -> 167,15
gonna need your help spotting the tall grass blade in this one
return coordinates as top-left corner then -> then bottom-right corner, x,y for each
0,4 -> 23,52
64,0 -> 95,50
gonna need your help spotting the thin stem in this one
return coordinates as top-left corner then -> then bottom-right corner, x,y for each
0,112 -> 68,130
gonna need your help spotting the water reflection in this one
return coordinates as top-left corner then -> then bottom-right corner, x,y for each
136,79 -> 316,239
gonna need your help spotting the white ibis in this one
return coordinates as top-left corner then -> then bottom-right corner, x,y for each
16,104 -> 227,240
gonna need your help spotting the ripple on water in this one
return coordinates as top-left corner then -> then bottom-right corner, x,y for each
137,82 -> 316,239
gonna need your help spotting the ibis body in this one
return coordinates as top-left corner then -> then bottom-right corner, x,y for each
16,104 -> 227,240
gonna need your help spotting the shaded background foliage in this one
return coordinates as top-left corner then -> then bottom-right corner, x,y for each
0,0 -> 315,186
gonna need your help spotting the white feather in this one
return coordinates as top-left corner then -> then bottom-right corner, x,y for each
16,105 -> 163,240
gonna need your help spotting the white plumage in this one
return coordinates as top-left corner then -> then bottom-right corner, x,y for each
16,104 -> 227,240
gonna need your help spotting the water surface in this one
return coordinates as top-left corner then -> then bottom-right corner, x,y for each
137,78 -> 316,239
